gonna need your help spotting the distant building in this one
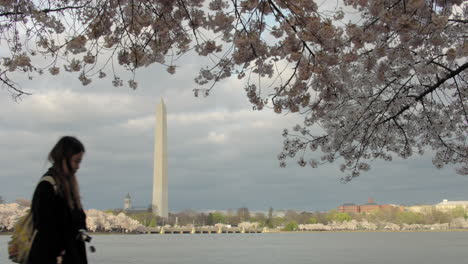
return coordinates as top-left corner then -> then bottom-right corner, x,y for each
405,199 -> 468,214
339,203 -> 359,213
435,199 -> 468,212
124,193 -> 132,210
152,98 -> 168,218
123,193 -> 151,214
338,198 -> 401,213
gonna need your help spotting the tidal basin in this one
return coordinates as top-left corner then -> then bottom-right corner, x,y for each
2,231 -> 468,264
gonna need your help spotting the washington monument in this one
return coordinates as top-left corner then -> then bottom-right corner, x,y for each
152,98 -> 168,218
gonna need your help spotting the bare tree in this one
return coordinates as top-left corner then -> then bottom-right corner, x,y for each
237,207 -> 250,222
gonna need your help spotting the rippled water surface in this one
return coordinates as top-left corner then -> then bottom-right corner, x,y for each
2,232 -> 468,264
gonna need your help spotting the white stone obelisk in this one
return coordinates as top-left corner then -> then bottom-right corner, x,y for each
152,98 -> 168,218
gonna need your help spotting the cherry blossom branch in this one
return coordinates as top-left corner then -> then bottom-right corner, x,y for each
380,61 -> 468,125
231,0 -> 259,58
271,52 -> 302,101
449,19 -> 468,23
266,0 -> 315,58
0,4 -> 89,17
430,61 -> 453,72
0,74 -> 31,99
453,77 -> 468,124
177,0 -> 200,45
420,97 -> 466,159
392,119 -> 409,153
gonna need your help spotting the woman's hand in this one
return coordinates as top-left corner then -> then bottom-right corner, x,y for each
56,250 -> 65,264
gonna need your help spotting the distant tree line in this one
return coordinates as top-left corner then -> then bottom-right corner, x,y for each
3,200 -> 468,232
122,206 -> 468,230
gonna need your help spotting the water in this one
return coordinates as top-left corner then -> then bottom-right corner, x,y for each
2,232 -> 468,264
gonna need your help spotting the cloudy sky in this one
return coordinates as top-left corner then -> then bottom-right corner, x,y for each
1,2 -> 466,213
1,50 -> 466,213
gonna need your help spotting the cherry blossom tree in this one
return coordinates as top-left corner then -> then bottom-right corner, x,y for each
0,0 -> 466,179
86,209 -> 145,232
0,205 -> 145,232
0,203 -> 28,231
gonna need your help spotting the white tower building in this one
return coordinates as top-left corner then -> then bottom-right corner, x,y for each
124,193 -> 132,210
152,98 -> 168,218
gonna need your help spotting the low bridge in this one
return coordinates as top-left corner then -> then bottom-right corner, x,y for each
146,226 -> 266,234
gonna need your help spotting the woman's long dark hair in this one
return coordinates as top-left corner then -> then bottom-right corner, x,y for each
48,136 -> 85,209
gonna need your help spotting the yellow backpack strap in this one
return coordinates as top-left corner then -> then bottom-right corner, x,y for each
40,176 -> 57,193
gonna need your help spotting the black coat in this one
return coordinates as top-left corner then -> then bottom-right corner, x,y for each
28,169 -> 88,264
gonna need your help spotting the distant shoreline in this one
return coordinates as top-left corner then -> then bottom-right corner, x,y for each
275,229 -> 468,233
3,229 -> 468,236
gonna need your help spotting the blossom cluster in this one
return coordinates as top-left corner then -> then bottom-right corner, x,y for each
0,203 -> 28,230
0,203 -> 145,233
298,218 -> 468,231
86,209 -> 146,232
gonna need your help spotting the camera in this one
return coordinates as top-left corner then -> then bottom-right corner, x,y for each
76,229 -> 96,253
76,229 -> 92,243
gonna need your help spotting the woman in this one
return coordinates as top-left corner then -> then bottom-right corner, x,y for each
28,136 -> 88,264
